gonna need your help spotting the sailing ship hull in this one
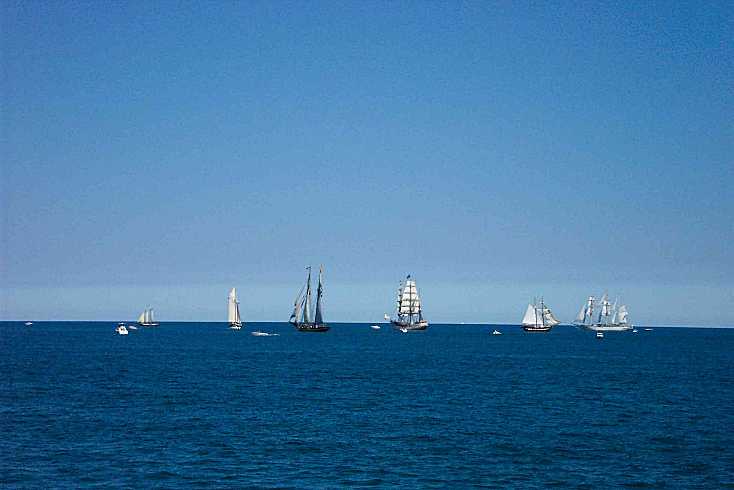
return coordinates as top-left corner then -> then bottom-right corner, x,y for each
138,322 -> 159,327
390,320 -> 429,331
522,325 -> 553,332
229,323 -> 242,330
295,323 -> 330,332
585,324 -> 633,332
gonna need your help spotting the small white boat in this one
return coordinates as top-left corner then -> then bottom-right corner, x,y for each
400,327 -> 408,333
644,328 -> 653,331
492,329 -> 502,335
632,329 -> 638,333
251,331 -> 278,337
116,325 -> 129,335
24,321 -> 33,326
596,331 -> 604,339
370,325 -> 381,330
127,325 -> 138,330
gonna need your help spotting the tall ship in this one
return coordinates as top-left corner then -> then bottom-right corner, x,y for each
289,266 -> 329,332
228,287 -> 243,330
137,307 -> 159,327
389,275 -> 428,331
574,293 -> 633,331
521,298 -> 560,332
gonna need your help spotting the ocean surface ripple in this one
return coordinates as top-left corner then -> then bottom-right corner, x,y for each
1,322 -> 733,488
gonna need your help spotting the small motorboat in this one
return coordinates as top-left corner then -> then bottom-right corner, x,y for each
492,329 -> 502,335
251,331 -> 278,337
24,322 -> 33,326
400,327 -> 408,333
116,325 -> 129,335
632,329 -> 638,333
644,328 -> 653,331
596,331 -> 604,339
127,325 -> 138,330
370,325 -> 381,330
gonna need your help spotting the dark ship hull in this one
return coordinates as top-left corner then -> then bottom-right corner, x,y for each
295,323 -> 330,332
522,325 -> 552,332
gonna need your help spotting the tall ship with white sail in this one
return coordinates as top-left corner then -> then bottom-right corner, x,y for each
521,298 -> 560,332
289,266 -> 329,332
389,275 -> 428,331
137,307 -> 159,327
228,288 -> 243,330
574,293 -> 633,331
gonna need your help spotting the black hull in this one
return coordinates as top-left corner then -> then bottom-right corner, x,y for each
295,324 -> 330,332
522,326 -> 552,333
139,323 -> 159,327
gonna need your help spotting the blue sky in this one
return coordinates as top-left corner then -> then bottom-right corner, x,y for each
1,1 -> 732,324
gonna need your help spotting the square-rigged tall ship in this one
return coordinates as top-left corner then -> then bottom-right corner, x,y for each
388,275 -> 429,331
289,266 -> 330,332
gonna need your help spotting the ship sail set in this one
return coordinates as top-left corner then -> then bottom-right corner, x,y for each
389,275 -> 429,331
521,298 -> 560,332
228,288 -> 243,330
573,293 -> 633,331
289,266 -> 329,332
137,307 -> 158,327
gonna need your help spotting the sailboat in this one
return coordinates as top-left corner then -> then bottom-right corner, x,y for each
574,293 -> 633,332
137,307 -> 159,327
228,288 -> 243,330
389,275 -> 429,331
521,298 -> 560,332
289,266 -> 330,332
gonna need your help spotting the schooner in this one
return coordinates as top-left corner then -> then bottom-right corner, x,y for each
137,307 -> 159,327
521,298 -> 560,332
389,275 -> 429,331
289,266 -> 329,332
228,288 -> 243,330
574,293 -> 633,331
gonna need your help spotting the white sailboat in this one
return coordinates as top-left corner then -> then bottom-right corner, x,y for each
228,288 -> 243,330
574,293 -> 633,332
521,298 -> 560,332
137,307 -> 159,327
389,275 -> 429,331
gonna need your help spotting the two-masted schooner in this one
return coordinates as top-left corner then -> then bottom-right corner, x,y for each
521,298 -> 560,332
574,293 -> 633,331
228,287 -> 243,330
137,307 -> 158,327
289,266 -> 329,332
389,275 -> 429,331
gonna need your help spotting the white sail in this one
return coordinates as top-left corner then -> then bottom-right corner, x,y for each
137,310 -> 145,323
618,305 -> 629,324
147,308 -> 154,323
522,303 -> 538,326
543,307 -> 560,326
398,279 -> 421,315
228,288 -> 241,324
575,304 -> 586,323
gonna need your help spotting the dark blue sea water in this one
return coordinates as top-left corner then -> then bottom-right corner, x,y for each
1,322 -> 733,488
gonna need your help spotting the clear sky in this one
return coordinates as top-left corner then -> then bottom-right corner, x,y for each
1,1 -> 732,325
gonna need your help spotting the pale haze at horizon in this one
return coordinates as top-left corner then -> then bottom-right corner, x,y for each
1,3 -> 732,325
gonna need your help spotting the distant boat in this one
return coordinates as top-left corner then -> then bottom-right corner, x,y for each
522,298 -> 559,333
289,266 -> 330,332
228,288 -> 243,330
251,331 -> 279,337
127,325 -> 138,330
492,329 -> 502,335
400,327 -> 408,333
596,331 -> 604,339
116,324 -> 129,335
137,307 -> 159,327
24,321 -> 33,326
389,275 -> 429,331
574,294 -> 633,332
370,325 -> 381,330
644,328 -> 653,331
632,329 -> 638,333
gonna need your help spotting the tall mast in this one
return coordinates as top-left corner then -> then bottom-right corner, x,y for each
303,266 -> 312,324
314,265 -> 324,325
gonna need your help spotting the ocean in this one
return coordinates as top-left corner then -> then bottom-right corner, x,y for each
1,322 -> 733,488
